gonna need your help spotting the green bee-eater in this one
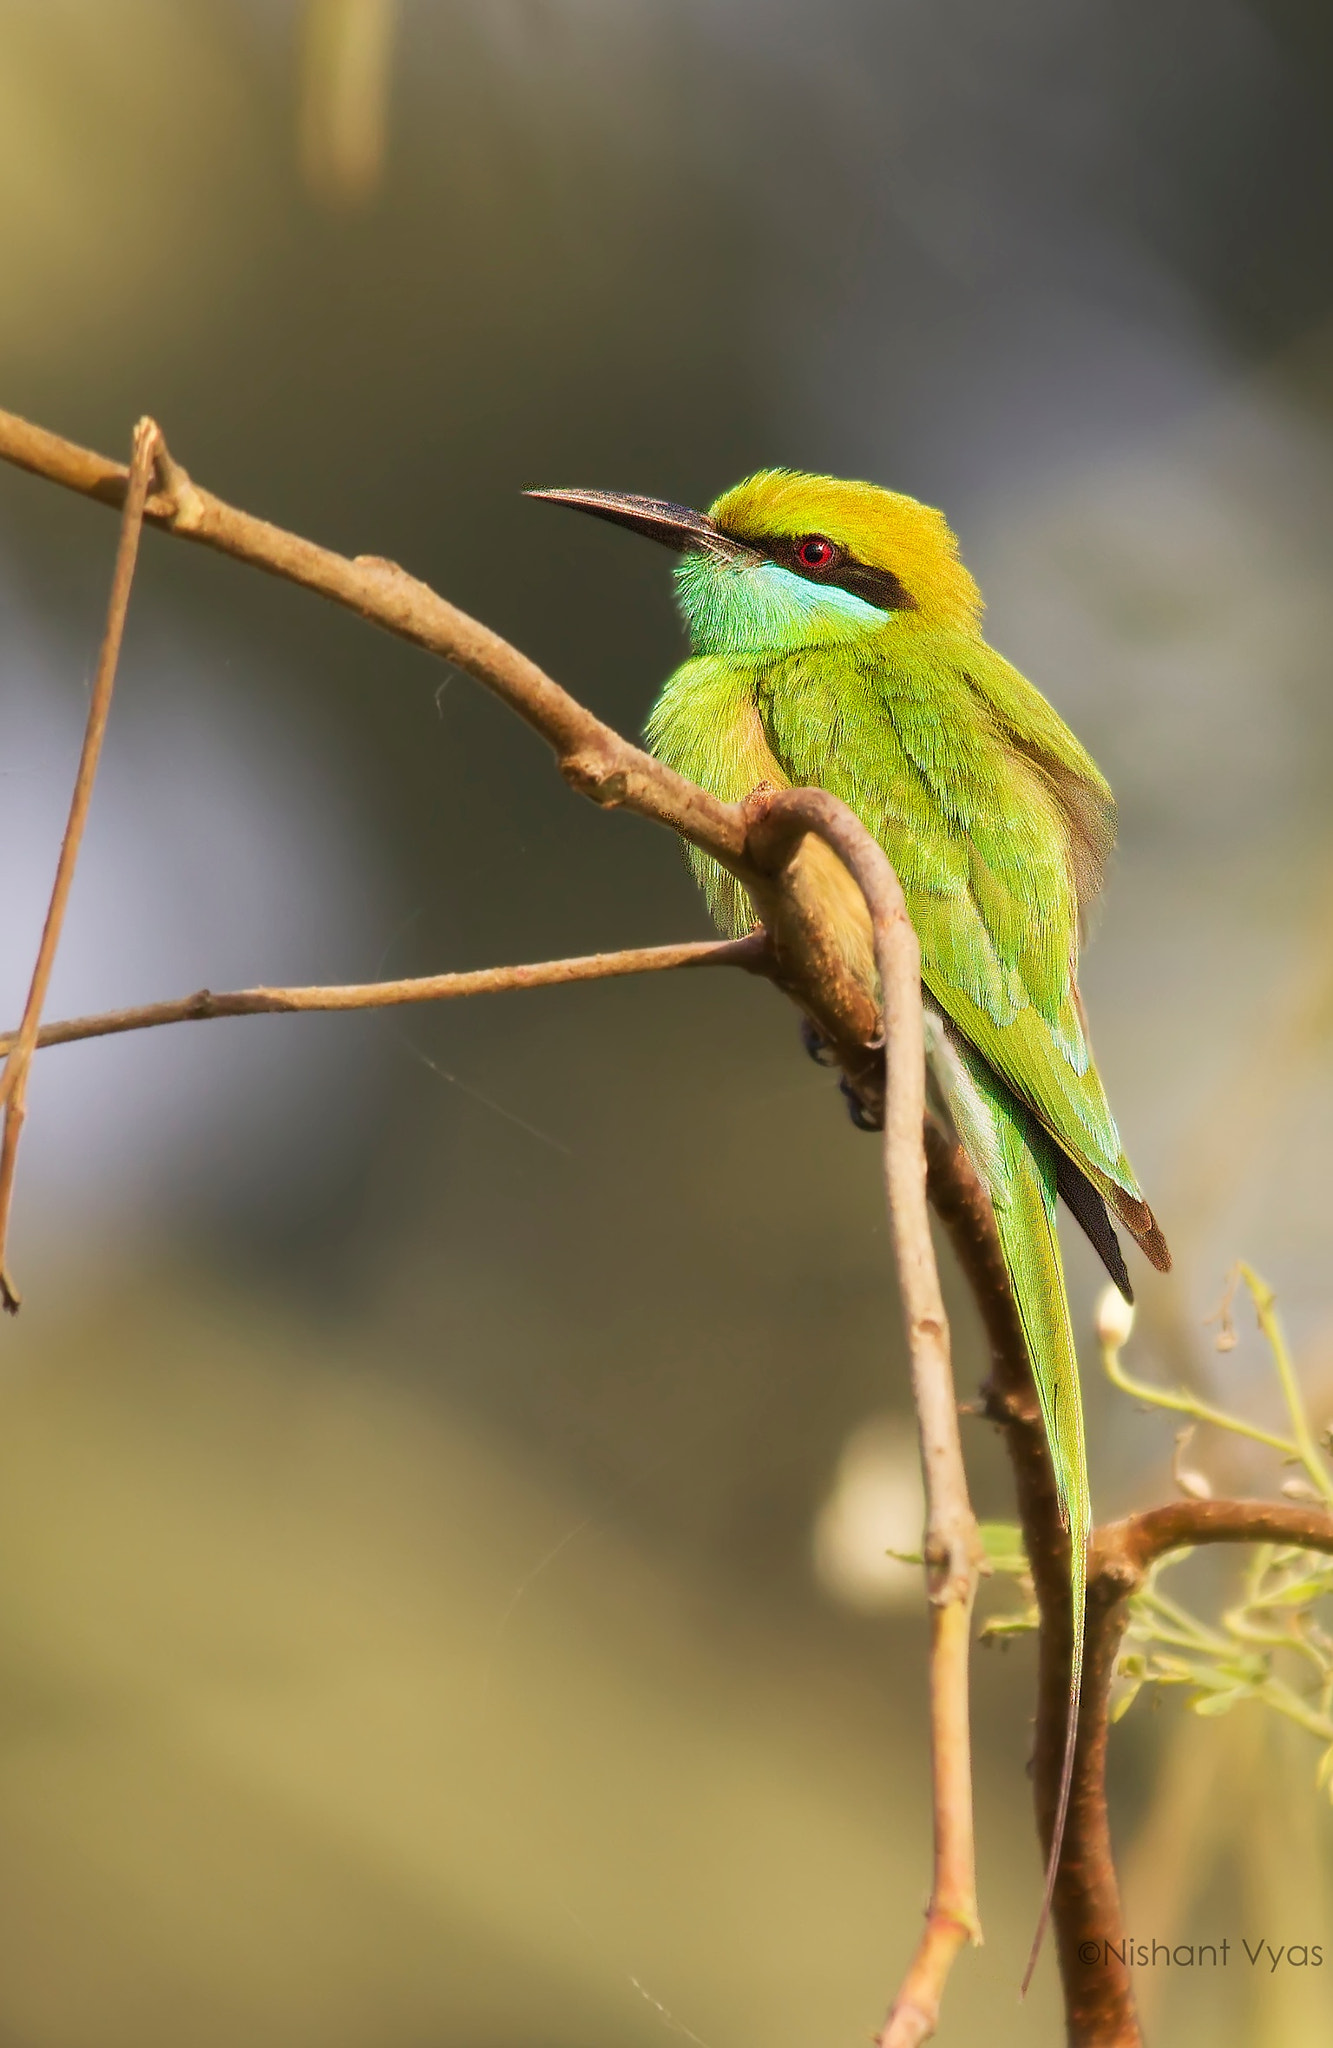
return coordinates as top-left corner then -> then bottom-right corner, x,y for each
530,470 -> 1170,1971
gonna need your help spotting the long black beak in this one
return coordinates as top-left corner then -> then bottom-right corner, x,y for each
525,487 -> 759,565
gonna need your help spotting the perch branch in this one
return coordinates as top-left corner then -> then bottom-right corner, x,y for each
0,406 -> 982,2042
0,416 -> 159,1310
744,788 -> 984,2047
0,936 -> 767,1059
0,404 -> 891,1118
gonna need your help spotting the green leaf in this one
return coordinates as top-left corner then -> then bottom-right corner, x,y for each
977,1521 -> 1030,1575
1256,1573 -> 1333,1608
1191,1686 -> 1253,1717
979,1608 -> 1039,1641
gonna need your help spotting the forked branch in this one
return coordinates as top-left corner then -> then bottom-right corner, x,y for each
0,405 -> 889,1115
0,406 -> 979,2042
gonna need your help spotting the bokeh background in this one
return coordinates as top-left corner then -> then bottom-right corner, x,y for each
1,2 -> 1332,2042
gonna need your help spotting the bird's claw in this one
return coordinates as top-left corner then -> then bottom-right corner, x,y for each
839,1076 -> 882,1132
799,1016 -> 840,1068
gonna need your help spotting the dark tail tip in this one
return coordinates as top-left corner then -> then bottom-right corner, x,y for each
1143,1220 -> 1172,1273
1020,1660 -> 1082,1995
1109,1188 -> 1173,1275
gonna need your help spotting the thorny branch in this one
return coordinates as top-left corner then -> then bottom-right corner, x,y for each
2,405 -> 1328,2048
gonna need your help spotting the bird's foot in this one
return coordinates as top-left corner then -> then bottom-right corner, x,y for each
800,1020 -> 882,1129
799,1016 -> 840,1069
839,1076 -> 882,1132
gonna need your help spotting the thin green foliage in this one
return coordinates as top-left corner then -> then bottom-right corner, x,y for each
1105,1265 -> 1333,1791
981,1266 -> 1333,1792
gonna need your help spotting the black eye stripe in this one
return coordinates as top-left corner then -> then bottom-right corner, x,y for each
738,533 -> 916,613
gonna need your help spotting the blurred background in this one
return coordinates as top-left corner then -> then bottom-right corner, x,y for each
0,2 -> 1332,2042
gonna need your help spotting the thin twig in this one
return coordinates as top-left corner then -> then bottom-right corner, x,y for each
0,935 -> 768,1060
744,788 -> 983,2048
1236,1262 -> 1333,1505
1102,1340 -> 1305,1465
0,417 -> 159,1310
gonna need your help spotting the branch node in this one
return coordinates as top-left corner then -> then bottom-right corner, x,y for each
561,753 -> 628,806
353,553 -> 410,577
978,1378 -> 1034,1428
1095,1558 -> 1142,1602
151,429 -> 206,533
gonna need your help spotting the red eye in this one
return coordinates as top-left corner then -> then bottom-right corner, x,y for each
797,535 -> 837,571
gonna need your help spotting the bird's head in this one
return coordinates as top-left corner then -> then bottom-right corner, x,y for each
527,468 -> 982,657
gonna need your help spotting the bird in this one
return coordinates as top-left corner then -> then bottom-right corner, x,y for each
527,469 -> 1170,1982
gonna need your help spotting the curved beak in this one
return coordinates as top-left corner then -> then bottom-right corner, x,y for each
524,487 -> 759,565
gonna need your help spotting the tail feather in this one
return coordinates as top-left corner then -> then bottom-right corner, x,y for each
1103,1181 -> 1172,1273
1053,1148 -> 1132,1303
991,1114 -> 1089,1995
926,1007 -> 1089,1989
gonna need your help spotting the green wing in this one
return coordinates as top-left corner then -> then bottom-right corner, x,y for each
756,631 -> 1167,1262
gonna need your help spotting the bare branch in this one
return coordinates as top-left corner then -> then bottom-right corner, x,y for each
743,788 -> 983,2046
0,936 -> 768,1060
1097,1497 -> 1333,1578
0,411 -> 740,840
0,417 -> 159,1310
0,404 -> 895,1123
